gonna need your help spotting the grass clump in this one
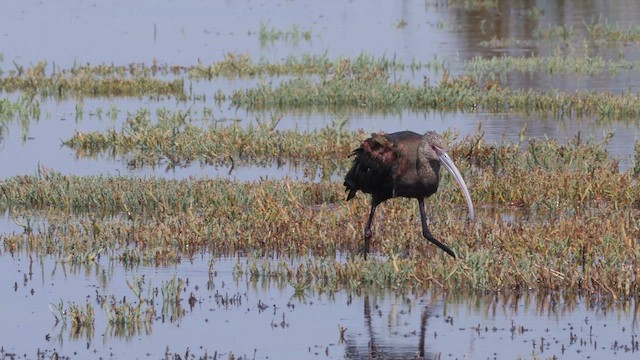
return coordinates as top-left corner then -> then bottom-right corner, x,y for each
187,52 -> 447,80
465,53 -> 607,77
446,0 -> 499,11
188,53 -> 332,79
0,61 -> 185,98
634,141 -> 640,177
450,130 -> 629,209
230,71 -> 640,119
518,18 -> 640,60
0,53 -> 445,86
0,96 -> 41,142
535,19 -> 640,45
63,109 -> 358,172
465,51 -> 640,79
97,276 -> 155,338
49,299 -> 95,340
257,23 -> 312,46
477,37 -> 538,49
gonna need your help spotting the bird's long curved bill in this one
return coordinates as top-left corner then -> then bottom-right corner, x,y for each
437,150 -> 475,221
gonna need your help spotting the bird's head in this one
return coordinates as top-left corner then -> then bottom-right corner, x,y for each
421,132 -> 475,221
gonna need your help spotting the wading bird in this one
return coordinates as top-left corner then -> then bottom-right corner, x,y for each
344,131 -> 474,259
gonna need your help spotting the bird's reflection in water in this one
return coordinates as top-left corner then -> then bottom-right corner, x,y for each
344,294 -> 438,359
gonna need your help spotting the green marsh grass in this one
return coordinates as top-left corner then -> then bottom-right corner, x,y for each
63,109 -> 358,172
479,19 -> 640,53
465,50 -> 640,79
49,299 -> 95,340
523,6 -> 543,20
396,19 -> 408,29
98,276 -> 155,338
4,51 -> 640,120
477,37 -> 537,49
0,61 -> 184,98
68,302 -> 95,335
258,23 -> 312,46
532,19 -> 640,48
160,276 -> 185,320
3,132 -> 640,296
534,24 -> 576,42
229,71 -> 640,119
103,296 -> 152,338
447,0 -> 499,11
49,299 -> 67,325
583,18 -> 640,44
635,140 -> 640,176
186,52 -> 447,80
0,96 -> 41,142
2,53 -> 447,87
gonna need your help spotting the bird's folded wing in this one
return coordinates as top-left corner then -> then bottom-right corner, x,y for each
364,133 -> 399,166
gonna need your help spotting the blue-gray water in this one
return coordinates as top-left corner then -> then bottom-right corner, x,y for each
1,253 -> 638,359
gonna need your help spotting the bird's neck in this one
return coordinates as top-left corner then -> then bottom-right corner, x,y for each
416,155 -> 440,190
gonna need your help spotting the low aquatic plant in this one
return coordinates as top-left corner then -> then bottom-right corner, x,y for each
536,18 -> 640,45
0,61 -> 184,98
63,109 -> 358,172
230,71 -> 640,119
257,23 -> 312,47
68,301 -> 95,336
49,299 -> 95,340
160,276 -> 185,320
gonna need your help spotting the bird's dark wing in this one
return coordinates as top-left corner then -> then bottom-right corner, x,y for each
344,131 -> 421,202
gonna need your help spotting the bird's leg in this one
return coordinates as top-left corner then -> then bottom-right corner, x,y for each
418,198 -> 456,258
363,203 -> 378,259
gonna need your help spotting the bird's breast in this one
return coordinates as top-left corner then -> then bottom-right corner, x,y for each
391,161 -> 439,198
391,180 -> 438,199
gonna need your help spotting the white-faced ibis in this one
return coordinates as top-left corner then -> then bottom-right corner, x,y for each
344,131 -> 474,259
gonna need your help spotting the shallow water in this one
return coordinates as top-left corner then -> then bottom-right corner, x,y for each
0,255 -> 638,359
2,106 -> 638,180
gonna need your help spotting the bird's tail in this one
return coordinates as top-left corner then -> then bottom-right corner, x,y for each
344,179 -> 357,201
344,150 -> 360,201
344,147 -> 362,201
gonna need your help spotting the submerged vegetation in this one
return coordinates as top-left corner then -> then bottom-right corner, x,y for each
0,96 -> 41,142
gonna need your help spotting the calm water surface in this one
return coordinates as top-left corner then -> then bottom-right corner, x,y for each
0,254 -> 638,359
